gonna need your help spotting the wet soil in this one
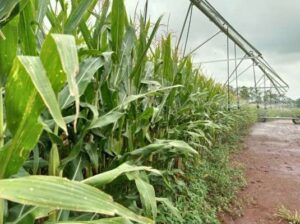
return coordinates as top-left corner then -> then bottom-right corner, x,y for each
220,120 -> 300,224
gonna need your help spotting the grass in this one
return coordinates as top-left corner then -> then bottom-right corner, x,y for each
157,107 -> 257,223
277,206 -> 300,224
258,107 -> 300,118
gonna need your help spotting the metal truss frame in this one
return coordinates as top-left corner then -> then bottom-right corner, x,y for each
189,0 -> 289,108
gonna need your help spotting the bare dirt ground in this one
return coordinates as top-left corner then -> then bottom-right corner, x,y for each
220,120 -> 300,224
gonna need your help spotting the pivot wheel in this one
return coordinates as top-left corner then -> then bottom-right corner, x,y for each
292,117 -> 300,124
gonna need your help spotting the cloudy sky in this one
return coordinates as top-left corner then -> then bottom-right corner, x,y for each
125,0 -> 300,99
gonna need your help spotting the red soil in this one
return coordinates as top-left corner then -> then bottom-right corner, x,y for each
220,120 -> 300,224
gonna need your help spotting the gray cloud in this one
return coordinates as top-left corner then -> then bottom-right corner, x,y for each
125,0 -> 300,99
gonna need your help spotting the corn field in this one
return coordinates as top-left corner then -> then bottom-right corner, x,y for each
0,0 -> 256,223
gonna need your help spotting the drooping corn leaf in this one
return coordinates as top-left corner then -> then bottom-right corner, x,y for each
82,163 -> 161,187
0,34 -> 80,178
59,57 -> 104,109
120,85 -> 183,109
41,34 -> 80,128
0,176 -> 153,224
54,217 -> 133,224
88,111 -> 124,130
127,140 -> 198,159
0,0 -> 20,23
0,56 -> 67,178
135,177 -> 157,219
18,56 -> 67,132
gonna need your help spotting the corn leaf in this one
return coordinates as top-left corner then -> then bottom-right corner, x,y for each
59,57 -> 104,109
0,176 -> 153,224
54,217 -> 132,224
111,0 -> 127,59
89,111 -> 124,130
0,0 -> 20,22
19,56 -> 67,132
64,0 -> 95,34
0,56 -> 66,178
41,34 -> 80,128
121,85 -> 183,109
127,140 -> 198,158
162,35 -> 173,83
135,177 -> 157,219
82,163 -> 161,187
0,17 -> 18,84
37,0 -> 50,24
92,0 -> 110,43
19,0 -> 37,55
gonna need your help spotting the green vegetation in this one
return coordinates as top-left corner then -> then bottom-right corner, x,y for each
262,107 -> 300,118
277,206 -> 300,224
0,0 -> 256,223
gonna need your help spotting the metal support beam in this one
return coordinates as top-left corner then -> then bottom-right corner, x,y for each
253,62 -> 259,108
176,3 -> 193,51
194,55 -> 258,64
226,27 -> 230,110
234,44 -> 240,108
229,64 -> 252,84
188,30 -> 221,55
225,54 -> 247,85
190,0 -> 289,94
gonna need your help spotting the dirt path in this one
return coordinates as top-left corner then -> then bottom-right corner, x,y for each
220,120 -> 300,224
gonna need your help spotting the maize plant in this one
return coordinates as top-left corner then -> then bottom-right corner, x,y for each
0,0 -> 256,223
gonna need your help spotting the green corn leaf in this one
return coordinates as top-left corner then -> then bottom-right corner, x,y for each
162,35 -> 173,83
37,0 -> 50,25
120,85 -> 183,109
45,5 -> 62,33
0,0 -> 21,23
0,33 -> 77,178
92,0 -> 110,44
135,177 -> 157,219
111,0 -> 128,59
89,111 -> 124,130
59,57 -> 104,110
127,140 -> 198,158
82,163 -> 161,187
0,17 -> 18,84
41,34 -> 80,129
64,0 -> 95,34
53,217 -> 133,224
19,0 -> 37,55
19,56 -> 67,133
113,25 -> 136,88
48,143 -> 60,176
0,176 -> 153,224
131,16 -> 162,85
0,56 -> 66,178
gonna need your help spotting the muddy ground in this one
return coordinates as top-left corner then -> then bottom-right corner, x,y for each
220,120 -> 300,224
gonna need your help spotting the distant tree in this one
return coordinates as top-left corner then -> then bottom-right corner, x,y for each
295,98 -> 300,108
239,86 -> 250,100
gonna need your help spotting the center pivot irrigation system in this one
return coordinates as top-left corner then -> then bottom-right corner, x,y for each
189,0 -> 288,95
173,0 -> 299,123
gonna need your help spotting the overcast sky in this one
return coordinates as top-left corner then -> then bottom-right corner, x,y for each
125,0 -> 300,99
